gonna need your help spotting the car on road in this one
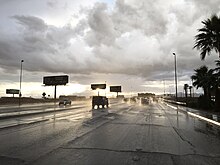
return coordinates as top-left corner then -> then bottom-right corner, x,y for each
59,99 -> 71,106
92,96 -> 109,109
130,97 -> 137,104
141,97 -> 149,105
123,98 -> 129,102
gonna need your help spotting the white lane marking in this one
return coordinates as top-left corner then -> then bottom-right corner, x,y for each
187,112 -> 220,127
165,103 -> 178,110
165,103 -> 220,127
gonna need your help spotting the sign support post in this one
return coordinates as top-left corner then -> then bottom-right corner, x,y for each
54,85 -> 57,100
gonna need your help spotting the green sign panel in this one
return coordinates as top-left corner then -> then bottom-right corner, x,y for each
43,75 -> 69,86
110,86 -> 122,92
91,84 -> 106,90
6,89 -> 20,94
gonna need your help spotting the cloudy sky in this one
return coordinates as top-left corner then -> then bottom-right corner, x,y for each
0,0 -> 219,98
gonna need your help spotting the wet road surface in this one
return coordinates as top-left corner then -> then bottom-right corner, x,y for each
0,100 -> 220,165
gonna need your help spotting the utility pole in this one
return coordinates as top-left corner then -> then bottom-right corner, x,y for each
19,60 -> 24,106
173,53 -> 178,101
163,80 -> 166,97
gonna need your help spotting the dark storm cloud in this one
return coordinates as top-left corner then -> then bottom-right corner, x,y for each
84,0 -> 168,48
0,0 -> 219,86
113,0 -> 168,36
0,15 -> 87,74
12,15 -> 47,32
83,2 -> 120,47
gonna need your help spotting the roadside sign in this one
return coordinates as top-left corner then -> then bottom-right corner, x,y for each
43,75 -> 69,86
110,86 -> 122,92
43,75 -> 69,99
91,84 -> 106,90
6,89 -> 20,94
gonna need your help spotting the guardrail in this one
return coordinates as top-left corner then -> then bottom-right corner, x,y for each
162,100 -> 220,127
163,99 -> 186,106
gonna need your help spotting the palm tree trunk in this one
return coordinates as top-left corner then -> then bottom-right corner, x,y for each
215,87 -> 220,111
203,87 -> 213,109
208,88 -> 211,100
203,88 -> 208,99
185,90 -> 187,98
218,41 -> 220,58
184,89 -> 188,106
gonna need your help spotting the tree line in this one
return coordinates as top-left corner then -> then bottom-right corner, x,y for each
191,14 -> 220,110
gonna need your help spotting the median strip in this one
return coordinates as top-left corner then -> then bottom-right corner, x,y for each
0,105 -> 87,119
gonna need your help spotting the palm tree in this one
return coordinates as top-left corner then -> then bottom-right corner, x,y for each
191,66 -> 215,101
183,84 -> 189,105
194,14 -> 220,60
213,60 -> 220,110
215,60 -> 220,72
189,86 -> 193,97
194,14 -> 220,110
184,84 -> 189,99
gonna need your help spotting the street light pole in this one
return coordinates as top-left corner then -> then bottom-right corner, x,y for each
173,53 -> 178,101
19,60 -> 24,106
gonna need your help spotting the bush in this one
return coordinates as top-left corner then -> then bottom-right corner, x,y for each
198,95 -> 214,110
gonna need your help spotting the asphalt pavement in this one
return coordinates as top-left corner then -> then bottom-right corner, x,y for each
0,100 -> 220,165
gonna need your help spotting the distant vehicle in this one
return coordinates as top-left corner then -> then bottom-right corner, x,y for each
123,98 -> 129,102
130,97 -> 137,103
92,96 -> 109,109
59,99 -> 71,106
153,97 -> 158,102
141,98 -> 149,105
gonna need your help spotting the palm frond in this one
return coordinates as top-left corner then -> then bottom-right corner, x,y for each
194,14 -> 220,60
